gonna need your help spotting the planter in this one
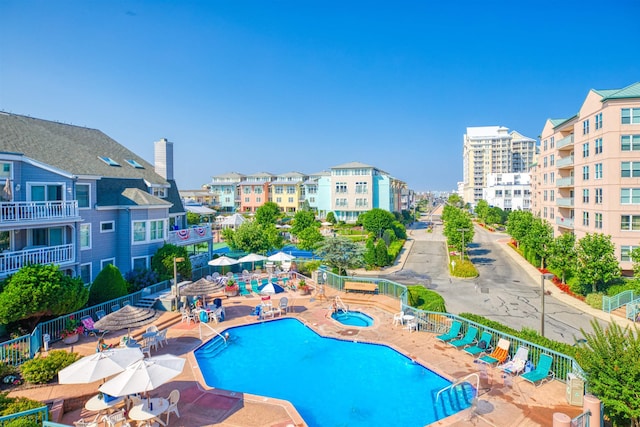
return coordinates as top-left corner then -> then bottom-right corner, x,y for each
225,288 -> 238,297
298,287 -> 310,296
62,333 -> 79,344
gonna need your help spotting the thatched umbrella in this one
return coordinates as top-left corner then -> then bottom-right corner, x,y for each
93,305 -> 162,338
180,277 -> 224,305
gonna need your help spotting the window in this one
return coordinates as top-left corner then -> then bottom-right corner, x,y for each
550,136 -> 555,148
77,184 -> 90,208
595,213 -> 603,229
355,182 -> 368,193
595,113 -> 603,130
514,189 -> 521,196
595,163 -> 603,179
550,172 -> 555,183
550,154 -> 555,166
621,135 -> 640,151
255,187 -> 263,194
132,257 -> 148,271
583,211 -> 589,226
550,209 -> 554,219
101,258 -> 115,270
621,246 -> 639,262
80,263 -> 91,284
583,189 -> 589,203
622,162 -> 640,178
100,221 -> 115,233
288,197 -> 294,203
125,159 -> 144,169
543,190 -> 548,201
80,223 -> 91,249
621,108 -> 640,124
595,188 -> 603,204
133,221 -> 146,242
150,220 -> 164,240
543,173 -> 548,184
582,143 -> 589,157
594,138 -> 603,154
550,190 -> 555,201
335,182 -> 347,194
621,188 -> 640,204
256,197 -> 262,203
98,156 -> 120,167
243,187 -> 251,194
621,215 -> 640,231
274,186 -> 283,194
583,119 -> 590,135
152,188 -> 167,198
543,140 -> 548,151
276,197 -> 282,203
30,184 -> 63,201
495,190 -> 503,197
583,166 -> 589,180
244,197 -> 250,203
543,157 -> 548,168
543,207 -> 548,218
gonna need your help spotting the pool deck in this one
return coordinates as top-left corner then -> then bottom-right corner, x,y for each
9,288 -> 583,427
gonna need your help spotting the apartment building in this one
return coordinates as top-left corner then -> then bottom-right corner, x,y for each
462,126 -> 536,207
534,82 -> 640,273
208,172 -> 244,213
483,173 -> 531,212
270,172 -> 306,214
0,113 -> 206,283
238,172 -> 274,213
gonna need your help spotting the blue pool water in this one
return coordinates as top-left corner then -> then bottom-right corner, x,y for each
331,310 -> 374,327
194,318 -> 473,426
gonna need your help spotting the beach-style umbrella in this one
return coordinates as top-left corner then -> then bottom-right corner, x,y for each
58,347 -> 144,384
93,305 -> 162,337
180,277 -> 224,305
208,255 -> 240,274
98,354 -> 186,397
258,282 -> 285,295
238,253 -> 267,270
267,251 -> 295,262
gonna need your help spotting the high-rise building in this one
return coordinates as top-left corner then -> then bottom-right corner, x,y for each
462,126 -> 536,206
533,82 -> 640,274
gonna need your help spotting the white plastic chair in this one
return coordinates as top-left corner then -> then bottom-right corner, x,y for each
74,419 -> 99,427
146,325 -> 159,333
102,410 -> 131,427
405,318 -> 418,333
165,389 -> 180,424
156,329 -> 168,347
393,311 -> 404,326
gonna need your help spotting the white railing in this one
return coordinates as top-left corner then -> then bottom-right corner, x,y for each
166,226 -> 212,246
0,244 -> 74,275
0,201 -> 79,224
435,373 -> 479,404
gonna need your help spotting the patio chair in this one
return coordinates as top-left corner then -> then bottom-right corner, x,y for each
404,317 -> 418,333
520,353 -> 555,387
498,346 -> 529,376
180,307 -> 196,325
74,418 -> 99,427
80,315 -> 100,336
448,326 -> 478,349
95,309 -> 107,320
110,304 -> 120,313
102,410 -> 131,427
392,311 -> 404,326
250,279 -> 260,293
238,280 -> 250,296
140,343 -> 152,358
155,329 -> 168,347
165,389 -> 181,424
477,338 -> 510,366
463,331 -> 493,356
146,325 -> 159,334
435,320 -> 462,342
278,297 -> 289,315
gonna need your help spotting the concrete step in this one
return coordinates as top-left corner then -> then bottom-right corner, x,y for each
136,297 -> 158,309
611,306 -> 628,318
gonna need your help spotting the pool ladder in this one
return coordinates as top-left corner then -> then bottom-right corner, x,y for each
435,373 -> 479,404
332,296 -> 349,313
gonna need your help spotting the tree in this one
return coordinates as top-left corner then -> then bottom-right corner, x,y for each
290,210 -> 317,236
486,206 -> 507,225
88,264 -> 128,306
296,226 -> 324,251
547,232 -> 576,284
254,202 -> 281,226
442,206 -> 474,253
360,208 -> 396,238
447,194 -> 464,208
522,217 -> 554,268
151,244 -> 192,281
575,320 -> 640,427
231,221 -> 283,254
315,236 -> 364,276
475,200 -> 489,223
375,239 -> 389,267
575,233 -> 620,294
325,212 -> 336,224
363,237 -> 376,268
186,211 -> 201,225
631,246 -> 640,278
0,264 -> 88,329
506,210 -> 534,248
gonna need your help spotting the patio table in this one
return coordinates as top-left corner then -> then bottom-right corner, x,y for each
128,397 -> 169,427
84,394 -> 124,418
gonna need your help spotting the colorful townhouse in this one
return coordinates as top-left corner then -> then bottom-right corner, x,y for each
239,172 -> 274,213
208,172 -> 244,213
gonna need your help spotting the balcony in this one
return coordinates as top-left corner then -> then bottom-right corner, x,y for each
167,226 -> 213,246
556,217 -> 574,229
0,201 -> 79,227
556,134 -> 574,149
556,155 -> 574,168
556,177 -> 574,188
557,197 -> 574,207
0,244 -> 74,276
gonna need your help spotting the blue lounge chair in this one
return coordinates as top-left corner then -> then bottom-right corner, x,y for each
435,320 -> 462,342
251,279 -> 260,293
448,326 -> 478,349
463,331 -> 492,356
521,353 -> 555,386
238,281 -> 250,296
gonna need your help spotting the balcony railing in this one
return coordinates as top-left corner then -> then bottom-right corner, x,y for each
556,155 -> 574,168
556,177 -> 574,187
0,244 -> 74,276
0,201 -> 79,225
557,197 -> 574,207
556,217 -> 574,228
166,226 -> 212,246
556,134 -> 574,149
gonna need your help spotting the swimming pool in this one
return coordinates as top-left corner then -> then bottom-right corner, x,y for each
331,310 -> 373,327
195,318 -> 473,426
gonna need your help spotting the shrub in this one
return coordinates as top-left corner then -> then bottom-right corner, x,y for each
125,268 -> 161,293
450,259 -> 478,278
20,350 -> 78,384
387,240 -> 404,263
88,264 -> 128,306
606,279 -> 640,297
407,286 -> 446,312
585,293 -> 604,310
0,392 -> 46,417
4,417 -> 41,427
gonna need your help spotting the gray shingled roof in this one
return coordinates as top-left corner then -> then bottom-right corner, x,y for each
96,178 -> 171,207
0,112 -> 167,185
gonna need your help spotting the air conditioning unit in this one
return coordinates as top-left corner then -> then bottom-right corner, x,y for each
566,373 -> 585,406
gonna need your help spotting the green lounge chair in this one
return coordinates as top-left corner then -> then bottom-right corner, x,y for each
521,353 -> 555,386
448,326 -> 478,349
238,281 -> 250,296
435,320 -> 462,342
250,279 -> 260,293
463,331 -> 492,356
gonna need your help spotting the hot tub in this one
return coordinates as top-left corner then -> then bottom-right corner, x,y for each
331,310 -> 374,327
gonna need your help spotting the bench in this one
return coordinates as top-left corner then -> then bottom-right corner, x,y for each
344,281 -> 378,294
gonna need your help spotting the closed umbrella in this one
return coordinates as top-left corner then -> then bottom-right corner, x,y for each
267,251 -> 295,262
58,347 -> 144,384
237,253 -> 267,270
99,354 -> 186,397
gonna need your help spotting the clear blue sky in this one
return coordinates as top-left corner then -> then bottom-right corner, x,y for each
1,1 -> 639,192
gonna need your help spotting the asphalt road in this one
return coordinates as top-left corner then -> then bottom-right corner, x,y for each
387,216 -> 604,345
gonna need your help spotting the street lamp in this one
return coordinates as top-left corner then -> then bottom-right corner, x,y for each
457,228 -> 470,261
540,273 -> 554,337
173,257 -> 185,306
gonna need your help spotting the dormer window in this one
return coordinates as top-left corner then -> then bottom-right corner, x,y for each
99,156 -> 120,167
125,159 -> 144,169
152,188 -> 167,198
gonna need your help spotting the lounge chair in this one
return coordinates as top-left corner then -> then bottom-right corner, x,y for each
80,315 -> 100,336
250,279 -> 260,293
238,281 -> 250,296
448,326 -> 478,349
435,320 -> 462,342
463,331 -> 492,356
95,309 -> 106,320
477,338 -> 510,366
498,346 -> 529,376
521,353 -> 555,386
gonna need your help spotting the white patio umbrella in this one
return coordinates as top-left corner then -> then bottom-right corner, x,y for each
98,354 -> 186,397
267,251 -> 295,262
58,347 -> 144,384
238,253 -> 267,270
208,255 -> 240,275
